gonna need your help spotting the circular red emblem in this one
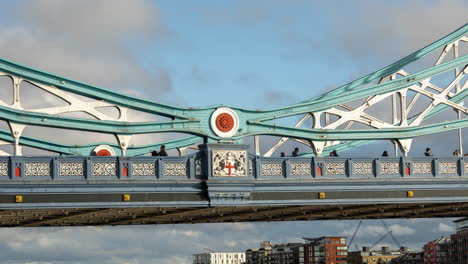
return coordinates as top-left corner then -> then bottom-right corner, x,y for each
96,149 -> 112,156
215,113 -> 235,132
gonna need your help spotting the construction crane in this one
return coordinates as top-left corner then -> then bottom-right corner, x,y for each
381,220 -> 403,249
368,220 -> 405,251
351,220 -> 405,252
369,231 -> 392,251
203,248 -> 215,253
348,220 -> 363,250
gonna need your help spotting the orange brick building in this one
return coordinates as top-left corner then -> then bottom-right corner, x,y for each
293,236 -> 347,264
348,247 -> 405,264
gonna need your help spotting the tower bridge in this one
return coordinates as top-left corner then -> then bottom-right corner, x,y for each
0,25 -> 466,226
0,149 -> 466,227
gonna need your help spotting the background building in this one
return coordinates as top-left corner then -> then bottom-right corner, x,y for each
245,241 -> 271,264
293,236 -> 347,264
449,218 -> 468,264
348,247 -> 408,264
390,252 -> 424,264
246,237 -> 346,264
245,241 -> 300,264
245,241 -> 272,264
269,243 -> 302,264
193,252 -> 245,264
390,252 -> 423,264
423,237 -> 450,264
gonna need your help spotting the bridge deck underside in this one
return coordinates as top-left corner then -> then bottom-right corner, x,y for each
2,202 -> 467,227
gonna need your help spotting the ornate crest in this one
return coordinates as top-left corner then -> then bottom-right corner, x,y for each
212,150 -> 247,177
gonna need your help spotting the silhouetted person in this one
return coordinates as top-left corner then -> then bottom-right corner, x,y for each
424,148 -> 432,156
382,151 -> 389,157
331,150 -> 339,157
151,150 -> 158,156
280,152 -> 285,157
453,149 -> 460,156
292,147 -> 299,157
329,151 -> 335,157
158,145 -> 168,156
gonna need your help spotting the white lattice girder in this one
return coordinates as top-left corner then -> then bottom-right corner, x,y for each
264,34 -> 468,156
0,30 -> 466,157
0,71 -> 135,156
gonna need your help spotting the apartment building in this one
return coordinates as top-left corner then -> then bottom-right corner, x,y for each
193,252 -> 246,264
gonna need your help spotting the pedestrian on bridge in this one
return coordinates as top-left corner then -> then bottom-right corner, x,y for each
453,149 -> 460,156
424,148 -> 432,156
292,147 -> 299,157
382,151 -> 389,157
159,145 -> 168,156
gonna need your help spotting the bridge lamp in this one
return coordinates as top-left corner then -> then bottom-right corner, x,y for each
407,191 -> 414,198
319,192 -> 326,199
122,194 -> 131,202
15,195 -> 23,203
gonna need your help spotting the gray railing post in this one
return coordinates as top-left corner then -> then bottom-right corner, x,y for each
284,158 -> 290,178
347,158 -> 353,178
157,158 -> 163,179
85,157 -> 92,179
52,157 -> 59,180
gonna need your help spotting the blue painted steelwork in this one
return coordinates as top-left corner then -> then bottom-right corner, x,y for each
0,153 -> 466,209
0,55 -> 465,135
0,153 -> 465,182
0,129 -> 201,156
0,24 -> 465,156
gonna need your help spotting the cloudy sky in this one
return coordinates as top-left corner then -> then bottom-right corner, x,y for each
0,0 -> 467,263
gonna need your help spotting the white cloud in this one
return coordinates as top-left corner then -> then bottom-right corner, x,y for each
349,223 -> 415,237
21,0 -> 165,39
182,230 -> 203,238
438,223 -> 455,233
0,0 -> 171,96
325,0 -> 468,62
388,224 -> 416,236
0,0 -> 173,154
354,225 -> 387,238
227,223 -> 256,231
225,240 -> 239,248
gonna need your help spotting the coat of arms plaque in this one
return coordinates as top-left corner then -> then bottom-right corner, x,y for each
212,150 -> 247,177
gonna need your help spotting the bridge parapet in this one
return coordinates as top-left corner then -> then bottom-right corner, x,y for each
0,155 -> 465,181
0,155 -> 197,181
246,156 -> 467,179
206,155 -> 468,206
0,148 -> 467,210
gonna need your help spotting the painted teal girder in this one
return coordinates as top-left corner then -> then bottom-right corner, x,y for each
0,24 -> 466,156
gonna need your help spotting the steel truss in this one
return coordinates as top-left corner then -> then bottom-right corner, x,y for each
0,24 -> 466,156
